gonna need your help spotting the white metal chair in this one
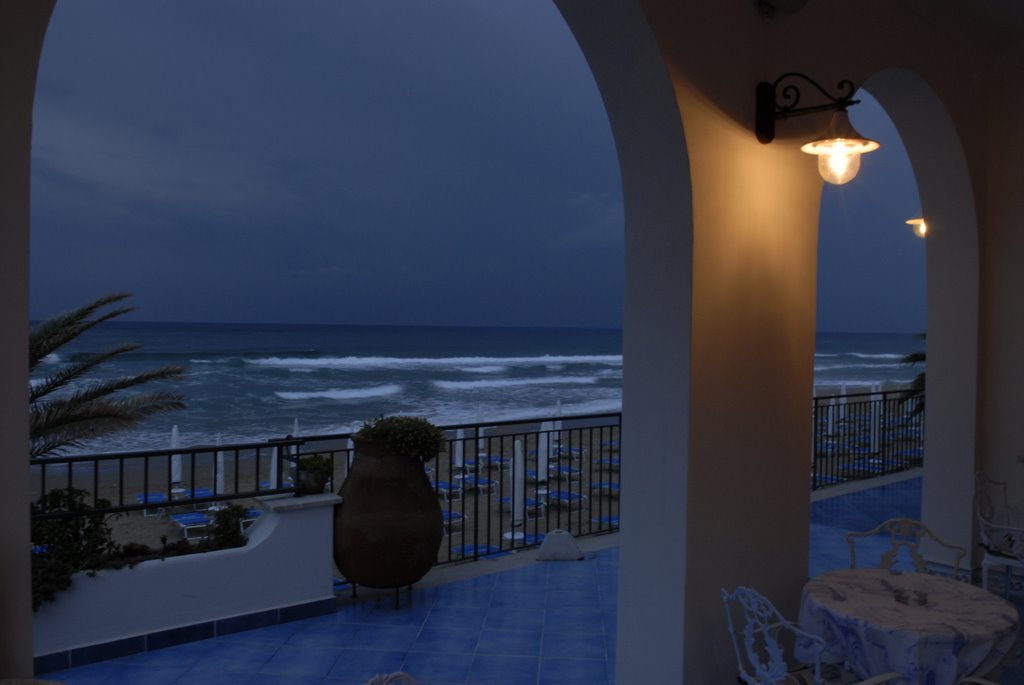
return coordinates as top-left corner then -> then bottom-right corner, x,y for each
721,586 -> 903,685
846,517 -> 966,579
975,472 -> 1024,596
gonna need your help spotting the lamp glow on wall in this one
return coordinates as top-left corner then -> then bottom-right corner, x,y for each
756,73 -> 880,185
906,217 -> 927,238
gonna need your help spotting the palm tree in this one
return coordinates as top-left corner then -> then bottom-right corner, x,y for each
901,341 -> 925,417
30,293 -> 186,458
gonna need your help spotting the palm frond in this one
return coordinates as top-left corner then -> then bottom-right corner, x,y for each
28,293 -> 187,459
30,342 -> 142,403
48,366 -> 185,408
29,293 -> 132,370
30,392 -> 187,458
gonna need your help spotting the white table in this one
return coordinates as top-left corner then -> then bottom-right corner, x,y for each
798,568 -> 1019,685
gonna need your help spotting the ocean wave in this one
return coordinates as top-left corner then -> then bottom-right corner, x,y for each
457,365 -> 508,374
433,376 -> 599,391
848,352 -> 906,360
815,363 -> 905,371
247,354 -> 622,371
275,384 -> 403,401
41,353 -> 62,364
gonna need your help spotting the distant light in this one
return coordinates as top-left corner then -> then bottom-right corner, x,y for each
800,110 -> 880,185
905,218 -> 927,238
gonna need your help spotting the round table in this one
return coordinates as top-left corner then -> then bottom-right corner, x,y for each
798,568 -> 1019,685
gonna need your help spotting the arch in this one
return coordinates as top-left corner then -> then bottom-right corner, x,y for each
0,2 -> 57,676
864,67 -> 980,553
554,2 -> 696,682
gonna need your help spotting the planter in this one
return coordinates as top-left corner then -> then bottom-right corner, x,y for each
333,437 -> 443,589
296,470 -> 329,495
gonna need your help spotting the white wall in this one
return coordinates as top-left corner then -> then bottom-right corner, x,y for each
34,494 -> 338,656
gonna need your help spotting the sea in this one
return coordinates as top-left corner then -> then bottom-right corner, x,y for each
32,322 -> 925,455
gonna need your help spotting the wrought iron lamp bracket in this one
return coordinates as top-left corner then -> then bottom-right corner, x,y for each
755,72 -> 859,144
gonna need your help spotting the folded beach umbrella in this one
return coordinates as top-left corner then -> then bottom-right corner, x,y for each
513,439 -> 526,525
171,425 -> 182,485
215,433 -> 225,495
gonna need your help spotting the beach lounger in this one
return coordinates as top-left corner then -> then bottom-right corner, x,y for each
135,492 -> 168,517
591,482 -> 620,498
592,515 -> 619,527
552,446 -> 585,459
460,475 -> 495,495
499,496 -> 545,519
171,512 -> 211,541
241,507 -> 262,532
482,455 -> 511,470
441,510 -> 464,535
454,544 -> 505,559
435,481 -> 462,502
596,458 -> 620,472
187,487 -> 215,510
546,490 -> 587,510
549,465 -> 581,481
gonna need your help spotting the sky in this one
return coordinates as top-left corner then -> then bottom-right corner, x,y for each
29,1 -> 925,333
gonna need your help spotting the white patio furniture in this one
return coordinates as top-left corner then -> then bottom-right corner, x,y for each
799,569 -> 1019,685
722,585 -> 903,685
846,517 -> 966,579
975,472 -> 1024,596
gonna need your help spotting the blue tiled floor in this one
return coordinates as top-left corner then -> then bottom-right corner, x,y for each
45,475 -> 1023,684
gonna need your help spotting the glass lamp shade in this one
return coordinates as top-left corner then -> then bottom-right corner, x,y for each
906,218 -> 927,238
800,109 -> 880,185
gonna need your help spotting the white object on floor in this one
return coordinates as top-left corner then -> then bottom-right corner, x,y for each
536,529 -> 583,561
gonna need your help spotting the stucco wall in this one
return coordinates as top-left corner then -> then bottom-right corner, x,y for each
33,494 -> 339,657
0,3 -> 57,677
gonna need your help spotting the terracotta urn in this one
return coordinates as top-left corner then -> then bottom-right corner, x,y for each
333,437 -> 443,589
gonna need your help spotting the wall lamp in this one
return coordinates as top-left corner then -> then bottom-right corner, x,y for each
756,72 -> 879,185
905,218 -> 927,238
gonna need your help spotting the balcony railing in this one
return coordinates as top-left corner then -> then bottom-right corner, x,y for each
30,413 -> 623,564
30,391 -> 924,563
812,388 -> 924,490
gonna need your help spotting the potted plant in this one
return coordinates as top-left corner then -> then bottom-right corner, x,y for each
295,453 -> 333,495
333,416 -> 445,591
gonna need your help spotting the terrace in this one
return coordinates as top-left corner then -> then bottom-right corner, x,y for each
27,396 -> 932,683
44,473 -> 1024,685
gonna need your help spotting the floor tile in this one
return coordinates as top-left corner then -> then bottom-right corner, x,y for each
476,629 -> 543,657
468,653 -> 540,685
402,650 -> 474,681
188,642 -> 276,673
542,630 -> 607,660
540,656 -> 609,684
410,626 -> 479,654
258,644 -> 340,678
325,648 -> 407,681
484,608 -> 545,631
345,625 -> 421,651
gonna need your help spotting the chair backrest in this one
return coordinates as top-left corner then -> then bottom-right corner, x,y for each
974,472 -> 1024,558
846,517 -> 966,578
721,586 -> 825,685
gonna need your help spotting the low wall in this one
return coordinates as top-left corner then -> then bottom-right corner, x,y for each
33,493 -> 339,670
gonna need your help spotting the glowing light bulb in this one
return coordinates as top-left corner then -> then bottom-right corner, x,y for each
906,218 -> 927,238
818,143 -> 862,185
800,110 -> 879,185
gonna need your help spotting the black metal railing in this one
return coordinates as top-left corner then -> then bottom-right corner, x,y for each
30,390 -> 923,560
29,413 -> 623,564
811,388 -> 924,490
